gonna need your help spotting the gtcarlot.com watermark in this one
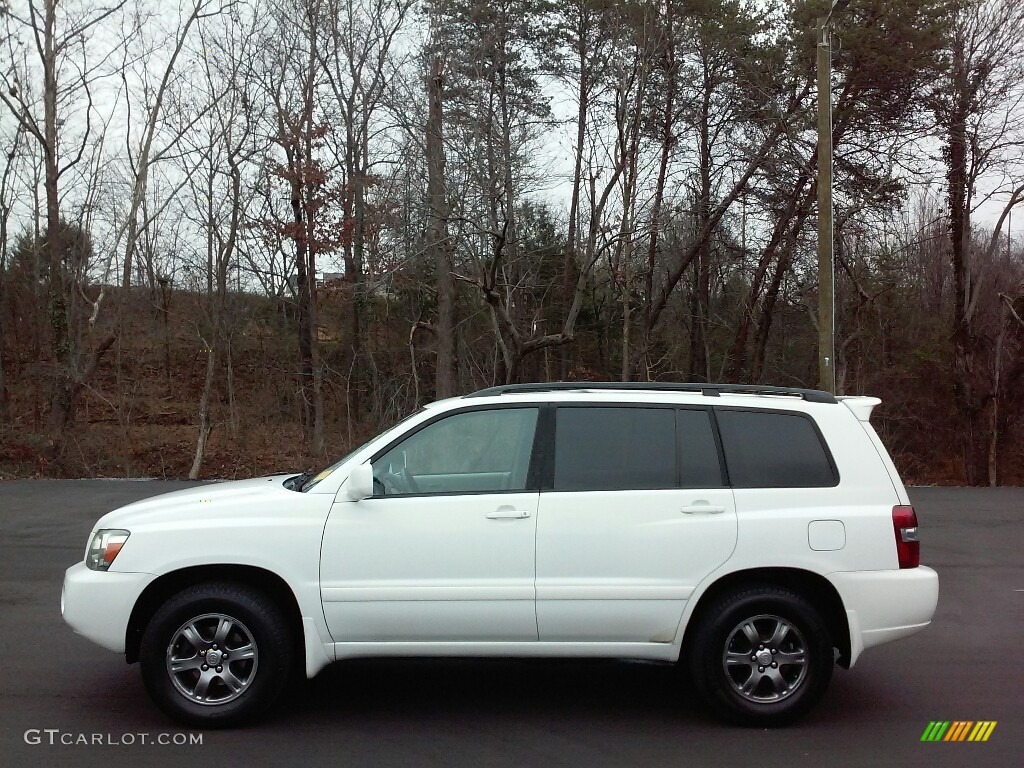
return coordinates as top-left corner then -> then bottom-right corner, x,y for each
24,729 -> 203,747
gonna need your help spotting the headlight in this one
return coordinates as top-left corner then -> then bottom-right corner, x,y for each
85,529 -> 131,571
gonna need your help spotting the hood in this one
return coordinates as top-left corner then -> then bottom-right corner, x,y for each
94,474 -> 297,530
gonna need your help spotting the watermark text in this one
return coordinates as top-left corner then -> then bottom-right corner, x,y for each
24,729 -> 203,747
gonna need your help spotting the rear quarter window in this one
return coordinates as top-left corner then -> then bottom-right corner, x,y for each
715,409 -> 838,488
677,408 -> 725,488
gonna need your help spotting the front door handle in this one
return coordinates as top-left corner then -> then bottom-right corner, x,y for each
681,504 -> 727,515
486,507 -> 531,520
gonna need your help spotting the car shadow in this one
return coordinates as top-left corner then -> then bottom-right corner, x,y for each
277,657 -> 705,724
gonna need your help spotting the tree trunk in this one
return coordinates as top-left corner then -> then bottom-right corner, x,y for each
497,52 -> 520,339
158,277 -> 172,394
988,302 -> 1007,487
426,53 -> 455,398
189,342 -> 218,480
617,97 -> 642,383
751,209 -> 810,382
0,256 -> 7,422
349,126 -> 369,417
751,254 -> 788,384
727,174 -> 813,382
0,124 -> 18,422
305,176 -> 326,457
689,51 -> 715,382
643,54 -> 674,381
560,9 -> 590,379
947,44 -> 984,485
310,303 -> 326,456
226,338 -> 238,438
290,173 -> 314,436
41,0 -> 73,450
0,214 -> 8,424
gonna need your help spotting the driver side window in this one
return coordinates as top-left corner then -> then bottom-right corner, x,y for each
372,408 -> 539,496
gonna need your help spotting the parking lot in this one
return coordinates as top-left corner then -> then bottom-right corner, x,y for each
0,481 -> 1020,767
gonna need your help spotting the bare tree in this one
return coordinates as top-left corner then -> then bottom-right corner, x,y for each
186,5 -> 264,478
0,121 -> 26,421
319,0 -> 414,408
255,0 -> 334,455
929,0 -> 1024,484
0,0 -> 128,454
424,34 -> 456,397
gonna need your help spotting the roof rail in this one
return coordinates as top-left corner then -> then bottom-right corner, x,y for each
465,381 -> 838,404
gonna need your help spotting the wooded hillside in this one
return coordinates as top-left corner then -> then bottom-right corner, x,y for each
1,0 -> 1023,484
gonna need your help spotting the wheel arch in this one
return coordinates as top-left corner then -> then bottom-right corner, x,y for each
682,567 -> 851,668
125,565 -> 303,665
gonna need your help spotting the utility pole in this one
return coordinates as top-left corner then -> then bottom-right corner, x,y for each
817,0 -> 848,395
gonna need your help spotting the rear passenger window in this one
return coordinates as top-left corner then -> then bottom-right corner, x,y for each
677,409 -> 724,488
715,410 -> 837,488
555,407 -> 675,491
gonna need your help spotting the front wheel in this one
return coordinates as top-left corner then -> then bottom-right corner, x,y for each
688,585 -> 833,726
140,582 -> 294,727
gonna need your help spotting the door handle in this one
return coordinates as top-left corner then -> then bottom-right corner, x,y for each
486,508 -> 531,519
681,504 -> 727,515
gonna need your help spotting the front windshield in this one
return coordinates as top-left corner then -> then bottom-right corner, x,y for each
299,408 -> 425,492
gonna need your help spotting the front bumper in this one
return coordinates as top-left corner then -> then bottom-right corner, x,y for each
829,565 -> 939,666
62,562 -> 156,654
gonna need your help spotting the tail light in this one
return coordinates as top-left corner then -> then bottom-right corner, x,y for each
892,505 -> 920,569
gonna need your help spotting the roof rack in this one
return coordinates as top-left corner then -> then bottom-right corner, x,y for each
465,381 -> 838,404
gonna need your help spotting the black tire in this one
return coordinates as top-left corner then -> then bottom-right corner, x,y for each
140,582 -> 294,728
688,585 -> 833,726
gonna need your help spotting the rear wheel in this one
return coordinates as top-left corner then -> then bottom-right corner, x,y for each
140,582 -> 293,727
688,585 -> 833,726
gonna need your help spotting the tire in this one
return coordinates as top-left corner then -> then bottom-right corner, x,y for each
140,582 -> 294,728
688,585 -> 833,726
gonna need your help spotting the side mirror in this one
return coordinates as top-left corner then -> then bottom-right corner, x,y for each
345,462 -> 375,501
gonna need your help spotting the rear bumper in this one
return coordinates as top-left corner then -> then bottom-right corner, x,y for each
62,562 -> 155,654
829,566 -> 938,666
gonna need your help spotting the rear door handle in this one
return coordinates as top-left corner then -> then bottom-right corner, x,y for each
681,504 -> 727,515
486,508 -> 531,519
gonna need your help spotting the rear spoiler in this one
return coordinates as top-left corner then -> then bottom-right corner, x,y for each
838,396 -> 882,422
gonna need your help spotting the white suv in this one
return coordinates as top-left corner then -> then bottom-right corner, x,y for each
61,383 -> 938,727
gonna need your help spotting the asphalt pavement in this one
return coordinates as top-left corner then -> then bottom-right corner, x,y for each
0,480 -> 1020,768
